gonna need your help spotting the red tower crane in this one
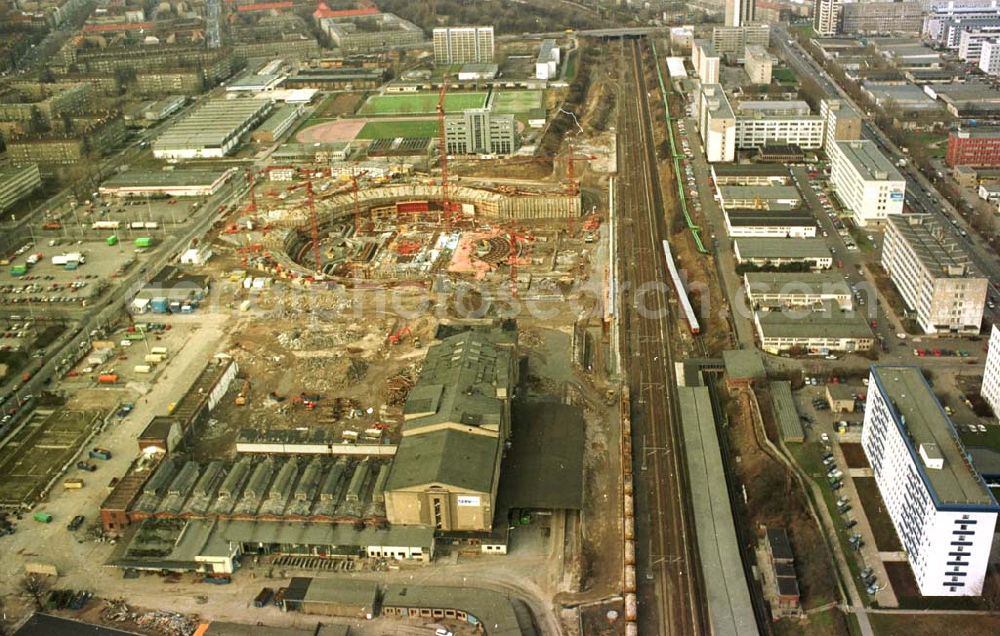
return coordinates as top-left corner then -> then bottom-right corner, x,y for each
245,169 -> 258,214
507,225 -> 534,298
436,80 -> 451,229
351,170 -> 369,236
286,176 -> 321,273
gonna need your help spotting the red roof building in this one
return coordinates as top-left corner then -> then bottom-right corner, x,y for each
312,3 -> 378,19
237,1 -> 293,12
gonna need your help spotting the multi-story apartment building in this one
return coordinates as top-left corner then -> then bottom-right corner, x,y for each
744,45 -> 773,85
814,0 -> 843,37
982,324 -> 1000,417
697,84 -> 736,163
882,215 -> 988,334
0,164 -> 41,214
862,365 -> 998,596
929,16 -> 1000,49
433,27 -> 495,65
946,126 -> 1000,166
979,39 -> 1000,74
317,10 -> 424,54
711,24 -> 770,57
6,116 -> 124,165
958,25 -> 1000,62
735,115 -> 825,150
692,39 -> 721,83
839,1 -> 924,35
820,98 -> 863,149
828,139 -> 905,227
444,108 -> 517,156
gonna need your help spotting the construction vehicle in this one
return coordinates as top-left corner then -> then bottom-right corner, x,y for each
292,393 -> 321,409
235,379 -> 251,406
388,325 -> 411,345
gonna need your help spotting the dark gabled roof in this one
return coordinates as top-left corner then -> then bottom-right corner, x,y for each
385,429 -> 500,493
767,527 -> 794,561
15,614 -> 140,636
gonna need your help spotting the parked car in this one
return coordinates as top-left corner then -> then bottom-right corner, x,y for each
67,515 -> 84,531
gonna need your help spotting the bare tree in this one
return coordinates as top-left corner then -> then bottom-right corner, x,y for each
18,574 -> 50,612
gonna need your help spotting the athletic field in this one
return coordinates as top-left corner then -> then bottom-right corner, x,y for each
359,92 -> 488,116
492,90 -> 544,114
356,119 -> 439,139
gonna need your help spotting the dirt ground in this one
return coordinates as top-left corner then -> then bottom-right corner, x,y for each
853,478 -> 902,553
318,92 -> 367,117
839,443 -> 868,469
732,390 -> 842,611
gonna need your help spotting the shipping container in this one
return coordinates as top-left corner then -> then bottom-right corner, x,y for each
144,354 -> 164,364
150,347 -> 168,355
91,221 -> 120,230
64,261 -> 78,271
150,297 -> 169,314
134,237 -> 153,248
63,478 -> 84,489
134,365 -> 151,374
106,235 -> 118,246
10,265 -> 27,276
33,511 -> 53,523
126,333 -> 145,341
97,373 -> 119,384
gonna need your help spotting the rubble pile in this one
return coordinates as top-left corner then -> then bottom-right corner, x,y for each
102,599 -> 198,635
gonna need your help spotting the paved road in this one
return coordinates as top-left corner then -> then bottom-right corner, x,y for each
773,26 -> 1000,324
617,39 -> 704,636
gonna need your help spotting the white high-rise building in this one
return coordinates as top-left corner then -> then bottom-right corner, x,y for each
979,39 -> 1000,74
697,84 -> 736,163
881,214 -> 988,335
432,27 -> 494,65
820,99 -> 863,150
828,139 -> 906,226
692,39 -> 721,84
983,324 -> 1000,416
814,0 -> 843,37
862,366 -> 998,596
726,0 -> 755,26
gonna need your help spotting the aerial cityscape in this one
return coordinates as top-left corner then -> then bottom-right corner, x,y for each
2,0 -> 1000,635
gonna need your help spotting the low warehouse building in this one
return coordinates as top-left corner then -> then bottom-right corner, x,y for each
99,168 -> 236,198
381,585 -> 527,636
0,163 -> 41,214
753,308 -> 874,354
718,185 -> 801,210
153,99 -> 272,159
724,208 -> 816,238
743,272 -> 853,310
734,238 -> 833,270
283,577 -> 378,618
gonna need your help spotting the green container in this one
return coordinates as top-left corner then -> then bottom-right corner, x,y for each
106,235 -> 118,246
33,511 -> 52,523
126,333 -> 146,341
10,265 -> 27,276
134,237 -> 152,248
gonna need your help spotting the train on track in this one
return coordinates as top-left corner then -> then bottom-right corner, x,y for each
661,240 -> 701,335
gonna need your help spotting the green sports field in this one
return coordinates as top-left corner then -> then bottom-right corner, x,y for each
492,90 -> 544,114
356,120 -> 440,139
359,92 -> 488,116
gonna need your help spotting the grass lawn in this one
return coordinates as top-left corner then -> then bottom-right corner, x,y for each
773,68 -> 797,84
492,90 -> 544,114
359,92 -> 487,116
775,607 -> 857,636
868,612 -> 1000,635
564,49 -> 578,82
356,120 -> 439,139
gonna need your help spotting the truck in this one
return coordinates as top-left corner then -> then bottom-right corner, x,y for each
25,253 -> 41,265
150,297 -> 169,314
89,448 -> 112,460
64,261 -> 79,271
97,373 -> 119,384
52,253 -> 85,266
150,347 -> 168,356
64,478 -> 85,489
144,354 -> 165,364
33,511 -> 53,523
134,237 -> 153,248
254,587 -> 275,608
133,365 -> 151,374
91,221 -> 120,230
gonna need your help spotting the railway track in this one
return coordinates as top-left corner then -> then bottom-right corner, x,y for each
615,38 -> 707,635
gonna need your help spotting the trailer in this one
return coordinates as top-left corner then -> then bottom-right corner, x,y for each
63,478 -> 85,489
91,221 -> 120,230
33,511 -> 53,523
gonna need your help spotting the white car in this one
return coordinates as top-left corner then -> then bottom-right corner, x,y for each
821,433 -> 830,443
